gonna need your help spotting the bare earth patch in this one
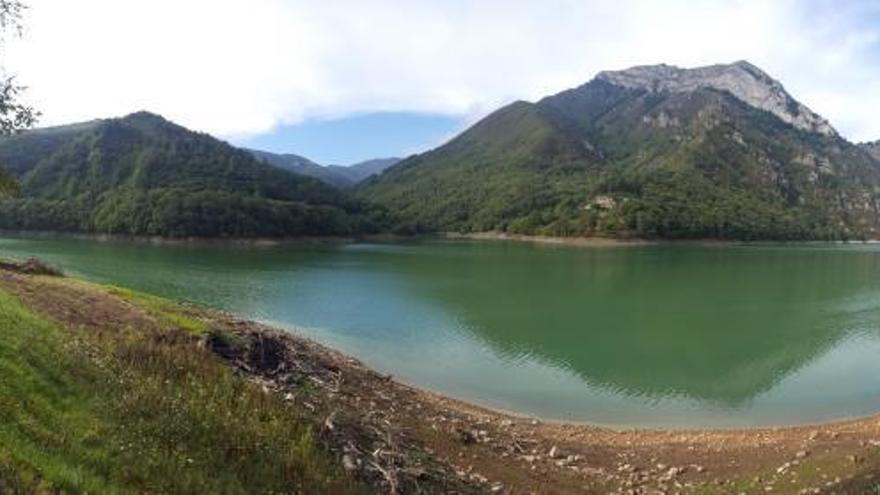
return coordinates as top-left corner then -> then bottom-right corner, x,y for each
3,269 -> 879,494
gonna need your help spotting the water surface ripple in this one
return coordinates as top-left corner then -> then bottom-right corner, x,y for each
1,235 -> 878,428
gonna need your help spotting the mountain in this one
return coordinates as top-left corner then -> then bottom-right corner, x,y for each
360,61 -> 880,240
246,149 -> 352,188
0,120 -> 104,177
862,140 -> 880,162
342,158 -> 401,183
0,112 -> 377,237
248,149 -> 399,188
593,62 -> 837,136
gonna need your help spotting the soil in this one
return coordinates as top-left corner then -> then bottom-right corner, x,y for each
2,267 -> 879,494
442,232 -> 651,247
443,231 -> 880,248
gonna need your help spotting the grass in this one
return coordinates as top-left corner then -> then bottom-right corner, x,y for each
107,285 -> 207,334
0,286 -> 363,494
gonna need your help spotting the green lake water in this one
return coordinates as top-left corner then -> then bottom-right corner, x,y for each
1,234 -> 878,428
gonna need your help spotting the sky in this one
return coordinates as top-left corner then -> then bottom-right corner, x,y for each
3,0 -> 880,164
238,113 -> 461,164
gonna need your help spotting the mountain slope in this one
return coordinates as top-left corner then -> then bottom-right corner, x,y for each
360,61 -> 880,240
0,112 -> 376,237
340,158 -> 400,183
247,149 -> 353,188
0,120 -> 103,176
248,150 -> 399,188
358,101 -> 601,233
862,140 -> 880,162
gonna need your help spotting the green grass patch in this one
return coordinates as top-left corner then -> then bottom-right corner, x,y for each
107,285 -> 207,334
0,288 -> 362,494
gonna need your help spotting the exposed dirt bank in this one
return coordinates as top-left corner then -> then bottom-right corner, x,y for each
1,266 -> 878,494
442,232 -> 651,247
444,231 -> 880,249
0,229 -> 401,247
3,229 -> 878,251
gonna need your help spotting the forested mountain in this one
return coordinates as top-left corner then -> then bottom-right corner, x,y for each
248,149 -> 398,188
360,61 -> 880,240
341,158 -> 401,184
246,149 -> 346,187
0,112 -> 379,237
3,64 -> 876,241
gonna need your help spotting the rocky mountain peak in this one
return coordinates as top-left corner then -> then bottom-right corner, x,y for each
861,140 -> 880,161
595,61 -> 837,137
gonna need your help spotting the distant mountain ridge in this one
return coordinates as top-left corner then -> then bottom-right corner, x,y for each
0,112 -> 377,237
342,158 -> 401,182
247,149 -> 399,188
360,61 -> 880,240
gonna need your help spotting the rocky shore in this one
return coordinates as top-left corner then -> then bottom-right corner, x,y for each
202,315 -> 880,494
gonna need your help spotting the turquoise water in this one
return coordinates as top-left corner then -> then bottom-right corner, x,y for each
1,234 -> 879,428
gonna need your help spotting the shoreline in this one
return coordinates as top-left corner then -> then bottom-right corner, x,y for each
443,230 -> 880,247
146,298 -> 880,494
4,233 -> 875,432
2,228 -> 879,249
0,229 -> 420,247
441,231 -> 653,247
185,310 -> 880,494
270,318 -> 880,434
2,266 -> 879,493
377,367 -> 880,432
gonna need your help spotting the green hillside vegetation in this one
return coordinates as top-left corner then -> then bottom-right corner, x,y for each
358,102 -> 599,236
360,77 -> 880,241
0,112 -> 380,237
0,277 -> 360,494
2,67 -> 877,242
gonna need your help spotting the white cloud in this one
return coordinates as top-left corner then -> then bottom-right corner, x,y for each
6,0 -> 880,141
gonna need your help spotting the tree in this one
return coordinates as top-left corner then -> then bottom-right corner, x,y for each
0,0 -> 37,196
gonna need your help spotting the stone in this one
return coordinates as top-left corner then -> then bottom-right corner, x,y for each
862,141 -> 880,162
595,61 -> 837,136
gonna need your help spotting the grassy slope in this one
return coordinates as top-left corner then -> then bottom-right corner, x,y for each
0,281 -> 362,494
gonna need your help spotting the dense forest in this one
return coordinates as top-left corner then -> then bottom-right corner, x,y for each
0,112 -> 382,237
360,64 -> 880,241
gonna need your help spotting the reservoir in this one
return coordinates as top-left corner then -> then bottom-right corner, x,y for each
1,235 -> 878,428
